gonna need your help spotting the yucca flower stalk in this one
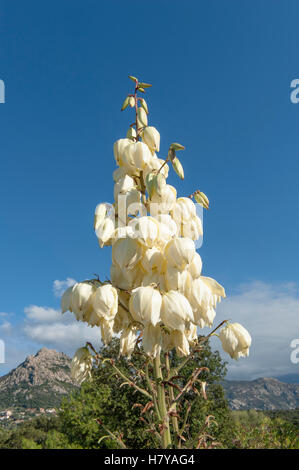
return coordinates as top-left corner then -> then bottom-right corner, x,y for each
60,77 -> 251,449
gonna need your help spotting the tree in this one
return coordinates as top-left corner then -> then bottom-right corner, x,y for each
58,338 -> 231,449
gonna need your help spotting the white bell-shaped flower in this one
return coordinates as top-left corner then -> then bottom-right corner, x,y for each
129,286 -> 162,326
165,268 -> 192,298
113,138 -> 131,165
152,214 -> 179,245
71,347 -> 93,384
141,271 -> 167,290
123,141 -> 152,170
119,325 -> 138,358
70,282 -> 96,321
142,324 -> 162,358
189,276 -> 225,328
188,252 -> 203,279
185,322 -> 198,347
141,126 -> 160,154
143,155 -> 169,179
164,237 -> 195,270
172,330 -> 190,357
113,303 -> 131,333
128,216 -> 160,248
180,216 -> 203,241
161,291 -> 194,332
61,285 -> 75,313
96,217 -> 115,248
112,166 -> 127,182
99,318 -> 114,345
193,307 -> 216,329
140,247 -> 165,273
92,284 -> 118,321
172,197 -> 197,225
113,175 -> 135,200
94,203 -> 113,231
219,323 -> 251,360
150,184 -> 177,213
112,236 -> 143,270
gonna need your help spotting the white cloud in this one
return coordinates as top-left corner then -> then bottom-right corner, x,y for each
24,305 -> 63,323
209,281 -> 299,380
53,278 -> 76,298
24,320 -> 100,350
0,320 -> 12,333
23,304 -> 101,354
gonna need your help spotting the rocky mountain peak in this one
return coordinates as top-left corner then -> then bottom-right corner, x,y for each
0,348 -> 78,409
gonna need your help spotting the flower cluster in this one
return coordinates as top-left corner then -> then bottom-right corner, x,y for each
61,77 -> 251,371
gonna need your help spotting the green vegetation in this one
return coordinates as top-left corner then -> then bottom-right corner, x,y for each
0,339 -> 298,449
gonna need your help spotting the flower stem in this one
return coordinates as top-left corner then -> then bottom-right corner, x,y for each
153,353 -> 172,449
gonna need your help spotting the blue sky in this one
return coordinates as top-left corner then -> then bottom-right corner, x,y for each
0,0 -> 299,379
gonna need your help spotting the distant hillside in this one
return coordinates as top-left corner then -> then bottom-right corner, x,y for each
275,374 -> 299,384
0,348 -> 78,410
0,348 -> 298,413
222,377 -> 299,410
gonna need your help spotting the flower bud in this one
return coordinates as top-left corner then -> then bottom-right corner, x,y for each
71,347 -> 93,384
141,126 -> 160,154
219,323 -> 251,360
129,96 -> 135,108
137,107 -> 148,128
126,126 -> 137,140
171,157 -> 184,180
194,191 -> 209,209
129,286 -> 162,326
121,96 -> 130,111
139,98 -> 148,114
